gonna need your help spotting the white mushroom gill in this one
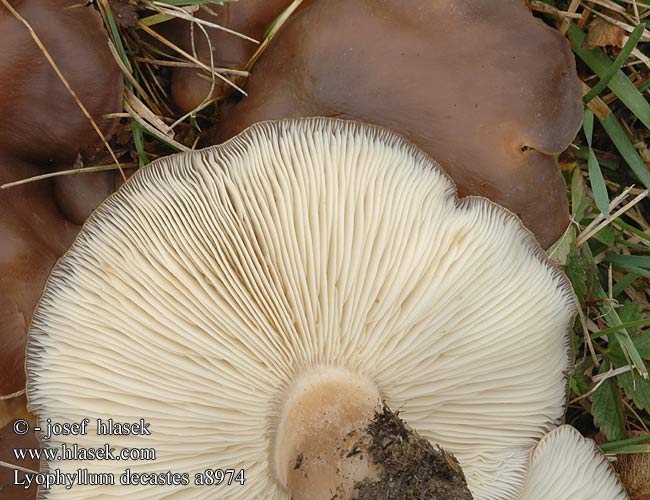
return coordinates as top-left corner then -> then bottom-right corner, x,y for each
27,118 -> 576,499
518,425 -> 629,500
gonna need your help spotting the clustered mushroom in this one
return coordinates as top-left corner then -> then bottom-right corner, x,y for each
25,118 -> 621,500
0,0 -> 123,494
519,425 -> 628,500
0,1 -> 638,499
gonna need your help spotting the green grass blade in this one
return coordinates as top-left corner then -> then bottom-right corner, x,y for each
612,271 -> 641,297
598,111 -> 650,188
590,318 -> 650,338
606,254 -> 650,269
583,24 -> 646,104
584,109 -> 610,216
599,433 -> 650,453
584,244 -> 649,378
568,23 -> 650,130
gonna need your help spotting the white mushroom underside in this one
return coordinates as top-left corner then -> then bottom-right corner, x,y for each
27,118 -> 575,499
518,425 -> 629,500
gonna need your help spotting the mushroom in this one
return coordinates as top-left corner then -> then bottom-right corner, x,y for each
26,118 -> 579,500
0,159 -> 78,422
518,425 -> 629,500
212,0 -> 583,249
0,0 -> 122,166
0,412 -> 39,500
0,2 -> 123,493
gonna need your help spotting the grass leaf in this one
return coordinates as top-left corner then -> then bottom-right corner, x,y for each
584,109 -> 610,217
606,254 -> 650,269
583,23 -> 646,104
598,112 -> 650,189
592,362 -> 627,441
569,23 -> 650,130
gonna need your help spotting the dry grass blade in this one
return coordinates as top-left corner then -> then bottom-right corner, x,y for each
244,0 -> 305,71
125,88 -> 172,137
108,39 -> 162,115
0,460 -> 39,475
150,1 -> 259,43
578,189 -> 650,245
529,0 -> 583,19
124,99 -> 190,151
139,22 -> 247,96
0,0 -> 125,180
560,0 -> 583,34
0,389 -> 25,400
0,164 -> 137,190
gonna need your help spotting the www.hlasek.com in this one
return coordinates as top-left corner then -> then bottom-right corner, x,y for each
11,418 -> 246,490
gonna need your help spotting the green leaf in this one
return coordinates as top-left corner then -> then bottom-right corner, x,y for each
562,243 -> 590,303
568,23 -> 650,130
583,24 -> 646,104
592,362 -> 626,441
547,225 -> 576,267
594,224 -> 616,247
132,124 -> 149,167
571,166 -> 588,223
618,370 -> 650,410
571,366 -> 590,397
633,330 -> 650,359
583,244 -> 648,377
583,109 -> 610,217
612,444 -> 650,454
138,12 -> 177,27
619,302 -> 645,331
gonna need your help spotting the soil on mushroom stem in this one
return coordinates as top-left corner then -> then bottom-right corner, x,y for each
353,405 -> 473,500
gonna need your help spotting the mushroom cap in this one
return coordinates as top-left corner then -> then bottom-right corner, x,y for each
518,425 -> 629,500
0,417 -> 40,499
0,159 -> 77,408
214,0 -> 582,248
0,158 -> 77,500
27,118 -> 575,499
0,0 -> 122,165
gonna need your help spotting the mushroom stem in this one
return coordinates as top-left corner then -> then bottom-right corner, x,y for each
275,367 -> 381,500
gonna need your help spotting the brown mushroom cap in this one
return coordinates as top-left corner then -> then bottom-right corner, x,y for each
0,0 -> 122,166
0,3 -> 123,484
0,416 -> 39,499
214,0 -> 582,248
0,0 -> 123,401
0,159 -> 78,408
